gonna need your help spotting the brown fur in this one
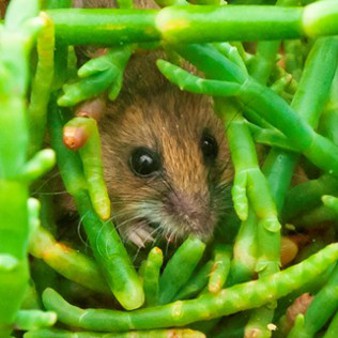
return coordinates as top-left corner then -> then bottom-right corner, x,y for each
58,0 -> 233,247
99,52 -> 232,245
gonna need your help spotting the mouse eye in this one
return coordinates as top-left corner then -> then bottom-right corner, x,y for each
200,132 -> 218,164
129,147 -> 161,177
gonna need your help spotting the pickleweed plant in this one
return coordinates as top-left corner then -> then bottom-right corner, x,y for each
1,0 -> 338,337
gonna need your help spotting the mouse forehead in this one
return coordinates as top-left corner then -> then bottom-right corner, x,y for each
117,91 -> 223,149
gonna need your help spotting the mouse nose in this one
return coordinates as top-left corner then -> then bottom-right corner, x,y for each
165,190 -> 213,238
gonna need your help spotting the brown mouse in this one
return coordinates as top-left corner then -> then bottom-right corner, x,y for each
98,51 -> 232,247
59,0 -> 233,247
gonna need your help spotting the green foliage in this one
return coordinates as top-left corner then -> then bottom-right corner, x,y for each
2,0 -> 338,337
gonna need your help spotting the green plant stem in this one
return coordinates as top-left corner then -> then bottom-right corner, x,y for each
301,263 -> 338,336
58,46 -> 133,106
208,244 -> 232,293
28,13 -> 54,156
283,174 -> 338,222
0,0 -> 42,336
159,43 -> 338,176
64,117 -> 111,220
286,263 -> 338,337
47,101 -> 144,310
319,106 -> 338,147
24,328 -> 206,338
291,204 -> 337,229
249,40 -> 280,84
42,243 -> 338,331
158,236 -> 206,304
249,0 -> 297,84
216,99 -> 281,288
174,261 -> 213,300
14,310 -> 56,331
319,57 -> 338,145
29,226 -> 110,295
140,247 -> 163,307
228,210 -> 257,285
247,36 -> 338,337
262,35 -> 338,223
247,122 -> 297,151
43,0 -> 72,9
46,2 -> 338,46
323,309 -> 338,338
116,0 -> 134,8
250,36 -> 338,338
157,42 -> 338,336
322,195 -> 338,215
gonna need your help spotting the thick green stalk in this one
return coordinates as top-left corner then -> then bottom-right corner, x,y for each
228,210 -> 257,284
282,174 -> 338,222
43,244 -> 338,331
174,261 -> 213,300
140,247 -> 163,307
28,13 -> 54,156
323,310 -> 338,338
24,328 -> 205,338
167,35 -> 338,338
208,245 -> 232,293
216,100 -> 281,284
249,40 -> 280,84
248,36 -> 338,338
14,310 -> 56,331
4,0 -> 39,30
43,0 -> 72,9
291,37 -> 338,127
29,226 -> 110,295
59,68 -> 119,106
319,55 -> 338,144
260,36 -> 338,227
322,195 -> 338,215
46,2 -> 338,46
164,43 -> 338,176
291,204 -> 336,228
158,236 -> 206,304
265,37 -> 338,168
155,0 -> 188,6
286,263 -> 338,338
227,114 -> 280,229
63,117 -> 110,220
48,101 -> 144,310
284,39 -> 304,82
319,106 -> 338,147
58,46 -> 133,106
300,263 -> 338,336
249,0 -> 297,84
0,0 -> 43,336
47,8 -> 160,46
116,0 -> 134,8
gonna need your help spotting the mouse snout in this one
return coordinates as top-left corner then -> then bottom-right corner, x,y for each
164,190 -> 214,239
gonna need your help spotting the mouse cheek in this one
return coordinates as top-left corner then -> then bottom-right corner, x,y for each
109,179 -> 165,244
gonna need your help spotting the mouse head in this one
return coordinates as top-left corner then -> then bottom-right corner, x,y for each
100,57 -> 232,247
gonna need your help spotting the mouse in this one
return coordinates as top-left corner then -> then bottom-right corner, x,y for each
98,51 -> 232,247
57,0 -> 233,248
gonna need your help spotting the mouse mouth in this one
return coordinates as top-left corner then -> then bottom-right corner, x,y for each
148,221 -> 160,229
113,199 -> 215,247
138,216 -> 185,245
119,217 -> 164,248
